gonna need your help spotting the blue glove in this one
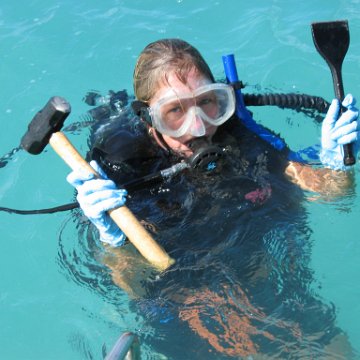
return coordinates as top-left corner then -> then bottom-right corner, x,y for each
66,160 -> 127,247
320,94 -> 359,170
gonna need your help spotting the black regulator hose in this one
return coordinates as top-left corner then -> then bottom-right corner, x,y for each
0,162 -> 190,215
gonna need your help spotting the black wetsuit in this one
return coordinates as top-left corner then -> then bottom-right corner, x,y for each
89,113 -> 346,359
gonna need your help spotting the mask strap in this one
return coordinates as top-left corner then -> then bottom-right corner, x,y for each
230,80 -> 245,91
131,101 -> 172,153
131,100 -> 152,126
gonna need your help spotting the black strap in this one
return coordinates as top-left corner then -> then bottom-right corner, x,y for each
131,100 -> 152,126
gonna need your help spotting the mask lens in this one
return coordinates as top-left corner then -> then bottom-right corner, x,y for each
158,99 -> 187,131
195,88 -> 231,123
196,92 -> 217,117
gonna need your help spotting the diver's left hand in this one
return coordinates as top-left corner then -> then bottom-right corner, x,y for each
320,94 -> 359,170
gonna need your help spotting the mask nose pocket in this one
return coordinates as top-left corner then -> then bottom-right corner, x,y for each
188,108 -> 206,137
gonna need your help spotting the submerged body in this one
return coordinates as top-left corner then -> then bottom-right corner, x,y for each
88,112 -> 351,358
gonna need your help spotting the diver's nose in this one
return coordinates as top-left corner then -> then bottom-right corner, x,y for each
188,111 -> 206,137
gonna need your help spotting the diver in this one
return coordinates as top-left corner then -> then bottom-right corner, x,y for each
67,39 -> 359,358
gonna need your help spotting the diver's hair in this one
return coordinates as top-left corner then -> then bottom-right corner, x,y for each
133,38 -> 215,103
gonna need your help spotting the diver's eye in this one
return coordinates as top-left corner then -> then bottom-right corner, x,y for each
167,106 -> 183,114
198,97 -> 214,106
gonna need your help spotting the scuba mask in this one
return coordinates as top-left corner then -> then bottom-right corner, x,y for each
132,83 -> 236,138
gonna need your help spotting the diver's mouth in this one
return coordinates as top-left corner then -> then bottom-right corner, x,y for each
187,136 -> 212,150
174,135 -> 216,160
172,137 -> 210,158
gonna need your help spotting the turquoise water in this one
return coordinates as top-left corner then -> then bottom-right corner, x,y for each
1,0 -> 360,359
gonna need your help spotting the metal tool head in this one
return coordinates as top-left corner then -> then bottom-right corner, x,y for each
21,96 -> 71,155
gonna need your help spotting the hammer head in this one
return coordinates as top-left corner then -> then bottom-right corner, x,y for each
21,96 -> 71,155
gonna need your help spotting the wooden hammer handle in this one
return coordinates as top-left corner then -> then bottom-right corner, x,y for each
49,131 -> 175,271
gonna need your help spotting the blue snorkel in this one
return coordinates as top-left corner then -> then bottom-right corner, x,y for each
222,54 -> 309,162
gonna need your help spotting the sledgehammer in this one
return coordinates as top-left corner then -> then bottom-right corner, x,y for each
21,96 -> 175,271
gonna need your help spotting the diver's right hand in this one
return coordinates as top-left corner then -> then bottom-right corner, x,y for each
66,160 -> 127,247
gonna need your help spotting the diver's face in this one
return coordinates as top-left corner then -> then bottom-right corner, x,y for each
149,68 -> 217,157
